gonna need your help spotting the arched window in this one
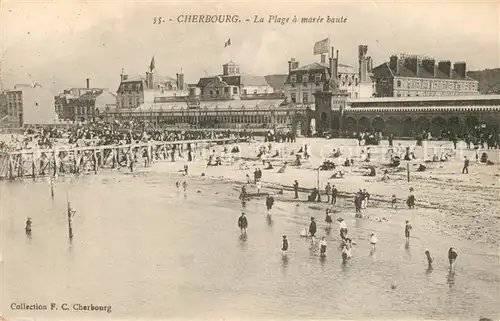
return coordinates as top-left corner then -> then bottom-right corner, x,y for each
396,80 -> 402,88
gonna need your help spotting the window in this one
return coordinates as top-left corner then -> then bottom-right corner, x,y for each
290,76 -> 296,84
396,80 -> 402,88
129,99 -> 133,106
216,90 -> 220,95
233,87 -> 238,94
254,89 -> 257,94
291,93 -> 296,103
303,93 -> 308,103
315,74 -> 322,83
210,90 -> 214,97
224,87 -> 230,93
303,74 -> 309,83
136,98 -> 140,106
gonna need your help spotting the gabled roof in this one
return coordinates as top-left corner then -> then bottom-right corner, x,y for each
196,74 -> 270,88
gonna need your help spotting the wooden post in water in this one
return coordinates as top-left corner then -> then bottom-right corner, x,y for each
32,152 -> 36,179
67,197 -> 74,240
8,153 -> 14,180
93,149 -> 98,174
53,147 -> 58,177
50,177 -> 55,199
407,162 -> 410,183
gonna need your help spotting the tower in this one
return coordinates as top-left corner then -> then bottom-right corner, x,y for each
358,45 -> 369,82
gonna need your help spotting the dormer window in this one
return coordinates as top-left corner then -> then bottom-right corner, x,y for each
290,75 -> 296,84
303,74 -> 309,83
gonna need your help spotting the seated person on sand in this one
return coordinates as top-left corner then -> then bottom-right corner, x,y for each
330,170 -> 345,179
360,151 -> 367,162
480,152 -> 488,163
432,154 -> 439,162
344,158 -> 351,167
389,156 -> 400,167
265,161 -> 274,170
277,162 -> 287,174
231,146 -> 240,153
381,169 -> 390,181
440,152 -> 448,162
294,154 -> 302,166
417,164 -> 427,172
333,149 -> 342,158
272,150 -> 280,158
363,166 -> 376,177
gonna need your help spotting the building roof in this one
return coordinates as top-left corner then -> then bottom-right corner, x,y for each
373,62 -> 477,81
136,98 -> 284,111
294,62 -> 353,71
196,74 -> 270,88
350,94 -> 500,104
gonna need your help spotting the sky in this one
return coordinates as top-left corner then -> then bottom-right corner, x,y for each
1,1 -> 499,95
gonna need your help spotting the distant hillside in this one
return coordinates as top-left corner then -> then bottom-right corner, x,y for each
467,68 -> 500,94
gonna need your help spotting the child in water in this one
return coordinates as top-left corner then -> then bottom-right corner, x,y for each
405,220 -> 412,242
25,217 -> 32,234
448,247 -> 458,269
281,235 -> 288,256
319,237 -> 327,257
370,233 -> 378,251
341,244 -> 349,263
325,209 -> 333,227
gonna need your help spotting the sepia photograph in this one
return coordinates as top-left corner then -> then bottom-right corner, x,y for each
0,1 -> 499,320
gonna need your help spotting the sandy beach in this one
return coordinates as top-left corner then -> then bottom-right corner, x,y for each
148,137 -> 500,247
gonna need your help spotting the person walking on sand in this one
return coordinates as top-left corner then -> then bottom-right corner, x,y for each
370,233 -> 378,251
405,220 -> 412,242
448,247 -> 458,270
462,156 -> 469,174
320,236 -> 327,257
293,180 -> 299,199
331,185 -> 338,205
281,235 -> 289,256
309,217 -> 317,238
325,182 -> 332,203
238,212 -> 248,234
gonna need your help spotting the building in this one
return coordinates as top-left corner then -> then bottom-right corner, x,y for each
55,79 -> 116,121
116,62 -> 189,110
68,89 -> 117,122
0,90 -> 7,119
194,61 -> 278,101
4,84 -> 57,128
372,54 -> 479,97
284,45 -> 376,105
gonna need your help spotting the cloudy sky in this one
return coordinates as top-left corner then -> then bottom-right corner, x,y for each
1,1 -> 498,95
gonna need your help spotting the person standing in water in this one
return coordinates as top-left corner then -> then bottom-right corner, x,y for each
281,235 -> 289,256
448,247 -> 458,270
309,217 -> 317,238
176,181 -> 180,189
182,181 -> 187,192
391,194 -> 397,209
256,180 -> 262,194
370,233 -> 378,251
339,218 -> 348,241
341,244 -> 349,263
25,217 -> 32,235
265,194 -> 275,215
325,209 -> 333,228
405,220 -> 412,242
462,156 -> 469,174
425,250 -> 433,268
325,183 -> 332,203
319,237 -> 327,257
238,212 -> 248,234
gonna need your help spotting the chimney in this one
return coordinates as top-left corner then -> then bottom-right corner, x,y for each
320,54 -> 326,64
389,55 -> 400,74
289,58 -> 299,72
438,61 -> 452,78
86,78 -> 90,89
434,64 -> 438,78
453,62 -> 466,78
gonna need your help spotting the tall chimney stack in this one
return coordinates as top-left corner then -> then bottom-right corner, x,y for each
86,78 -> 90,89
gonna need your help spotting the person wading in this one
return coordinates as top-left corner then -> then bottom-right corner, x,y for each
309,217 -> 317,239
448,247 -> 458,270
238,212 -> 248,234
265,194 -> 275,215
281,235 -> 289,256
293,180 -> 299,199
331,185 -> 338,205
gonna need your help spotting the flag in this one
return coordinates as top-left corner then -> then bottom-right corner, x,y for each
224,38 -> 231,48
149,56 -> 155,71
313,38 -> 330,55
